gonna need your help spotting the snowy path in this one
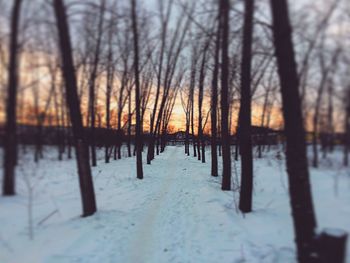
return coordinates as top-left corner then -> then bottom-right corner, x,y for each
127,148 -> 198,262
112,147 -> 239,263
46,146 -> 241,263
124,147 -> 228,263
1,146 -> 350,263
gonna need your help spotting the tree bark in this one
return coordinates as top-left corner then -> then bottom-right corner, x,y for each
131,0 -> 143,179
210,15 -> 220,177
3,0 -> 23,196
87,0 -> 105,167
146,0 -> 173,164
54,0 -> 97,217
220,0 -> 231,191
127,88 -> 132,157
198,42 -> 208,164
105,15 -> 115,164
239,0 -> 254,213
117,60 -> 128,160
270,0 -> 317,261
190,50 -> 197,157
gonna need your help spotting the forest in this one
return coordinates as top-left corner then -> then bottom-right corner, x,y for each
0,0 -> 350,262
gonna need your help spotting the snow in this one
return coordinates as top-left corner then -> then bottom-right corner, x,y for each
322,228 -> 348,238
0,145 -> 350,263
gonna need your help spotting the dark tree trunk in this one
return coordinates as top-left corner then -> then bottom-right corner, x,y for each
185,113 -> 190,156
117,65 -> 127,160
146,1 -> 171,164
156,128 -> 160,156
239,0 -> 254,213
312,87 -> 325,168
54,0 -> 97,217
218,110 -> 222,157
201,137 -> 205,163
220,0 -> 231,191
312,49 -> 339,167
105,77 -> 112,164
326,79 -> 334,153
105,20 -> 114,164
270,0 -> 317,261
198,42 -> 208,164
87,0 -> 105,167
34,116 -> 44,162
197,133 -> 201,161
67,133 -> 72,159
131,0 -> 143,179
210,16 -> 220,177
53,76 -> 64,161
3,0 -> 22,196
190,58 -> 197,158
127,89 -> 132,158
258,84 -> 271,158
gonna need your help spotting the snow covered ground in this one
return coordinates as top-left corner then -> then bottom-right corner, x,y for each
0,145 -> 349,263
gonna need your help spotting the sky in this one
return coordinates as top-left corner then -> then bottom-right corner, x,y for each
0,0 -> 348,134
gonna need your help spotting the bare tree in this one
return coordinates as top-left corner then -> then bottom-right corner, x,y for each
297,0 -> 340,107
53,0 -> 97,216
197,37 -> 210,163
87,0 -> 106,167
116,24 -> 131,159
210,13 -> 220,177
270,0 -> 317,261
189,45 -> 198,157
311,45 -> 340,167
104,9 -> 116,164
180,82 -> 191,156
131,0 -> 143,179
258,69 -> 277,158
3,0 -> 23,196
150,1 -> 192,160
238,0 -> 254,213
146,0 -> 173,164
220,0 -> 231,191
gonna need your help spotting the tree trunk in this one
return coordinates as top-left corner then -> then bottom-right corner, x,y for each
131,0 -> 143,179
87,0 -> 105,167
198,42 -> 208,164
326,79 -> 334,153
220,0 -> 231,191
127,89 -> 132,158
210,15 -> 220,177
185,112 -> 190,156
189,50 -> 197,158
197,132 -> 201,161
146,1 -> 172,164
3,0 -> 22,196
259,85 -> 271,158
270,0 -> 317,261
105,20 -> 114,164
54,0 -> 97,217
239,0 -> 254,213
117,65 -> 127,160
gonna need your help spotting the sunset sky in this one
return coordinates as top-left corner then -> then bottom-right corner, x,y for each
0,0 -> 348,134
